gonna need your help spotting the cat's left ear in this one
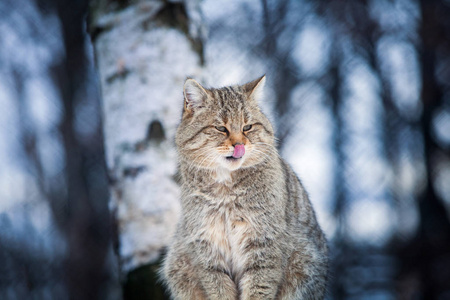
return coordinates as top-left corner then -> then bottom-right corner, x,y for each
243,75 -> 266,102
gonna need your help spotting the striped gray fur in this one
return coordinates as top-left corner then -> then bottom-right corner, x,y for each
160,76 -> 328,299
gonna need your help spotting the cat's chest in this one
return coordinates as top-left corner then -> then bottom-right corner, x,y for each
202,203 -> 250,277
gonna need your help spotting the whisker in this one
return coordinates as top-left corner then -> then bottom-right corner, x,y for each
186,148 -> 215,172
249,149 -> 273,164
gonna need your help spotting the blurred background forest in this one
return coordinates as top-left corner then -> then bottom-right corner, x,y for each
1,0 -> 450,299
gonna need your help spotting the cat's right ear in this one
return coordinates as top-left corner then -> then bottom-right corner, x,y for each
183,79 -> 208,114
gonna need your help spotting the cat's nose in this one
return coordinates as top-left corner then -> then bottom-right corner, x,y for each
232,143 -> 245,158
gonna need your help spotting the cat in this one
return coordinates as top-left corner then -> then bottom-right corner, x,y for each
160,75 -> 328,300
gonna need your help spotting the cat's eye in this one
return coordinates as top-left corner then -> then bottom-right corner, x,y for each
215,126 -> 228,133
243,124 -> 252,131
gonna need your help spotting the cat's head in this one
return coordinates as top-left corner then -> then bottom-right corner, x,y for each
175,75 -> 276,172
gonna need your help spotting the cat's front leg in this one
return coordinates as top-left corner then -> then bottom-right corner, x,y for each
163,246 -> 237,300
275,247 -> 328,300
193,239 -> 238,300
162,250 -> 208,300
238,241 -> 284,300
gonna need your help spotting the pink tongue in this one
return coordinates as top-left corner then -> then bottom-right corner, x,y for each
232,144 -> 245,158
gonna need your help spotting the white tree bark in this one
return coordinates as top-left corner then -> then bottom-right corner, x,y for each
91,0 -> 204,273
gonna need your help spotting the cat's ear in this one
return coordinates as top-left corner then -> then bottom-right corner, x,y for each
243,75 -> 266,102
184,79 -> 208,113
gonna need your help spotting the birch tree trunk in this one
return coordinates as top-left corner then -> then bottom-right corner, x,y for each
89,0 -> 204,297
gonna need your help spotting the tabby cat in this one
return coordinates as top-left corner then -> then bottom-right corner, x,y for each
161,76 -> 328,299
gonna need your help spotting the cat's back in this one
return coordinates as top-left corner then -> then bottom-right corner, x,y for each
279,158 -> 328,253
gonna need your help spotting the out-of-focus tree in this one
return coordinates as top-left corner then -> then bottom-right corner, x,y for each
313,0 -> 450,298
395,0 -> 450,298
50,0 -> 117,297
89,0 -> 204,298
0,0 -> 119,298
258,0 -> 305,148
